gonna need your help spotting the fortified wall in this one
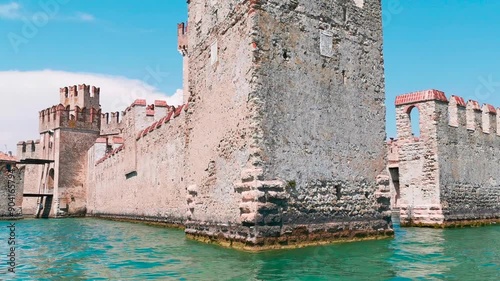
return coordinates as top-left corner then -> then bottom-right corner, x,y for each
86,100 -> 186,223
390,90 -> 500,226
181,0 -> 391,249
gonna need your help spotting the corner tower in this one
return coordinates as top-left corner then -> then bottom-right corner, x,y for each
32,84 -> 101,217
183,0 -> 391,249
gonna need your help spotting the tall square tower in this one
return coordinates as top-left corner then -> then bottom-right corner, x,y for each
183,0 -> 391,249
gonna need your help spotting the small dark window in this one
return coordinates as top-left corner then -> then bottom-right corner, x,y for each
335,185 -> 342,200
126,171 -> 137,179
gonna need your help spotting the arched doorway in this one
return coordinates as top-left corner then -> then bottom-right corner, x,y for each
47,168 -> 55,191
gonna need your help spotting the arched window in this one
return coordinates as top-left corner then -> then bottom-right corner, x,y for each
408,106 -> 421,138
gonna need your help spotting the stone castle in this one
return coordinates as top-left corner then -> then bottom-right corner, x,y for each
1,0 -> 498,250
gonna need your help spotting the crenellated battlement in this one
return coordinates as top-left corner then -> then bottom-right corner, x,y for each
60,84 -> 100,110
16,139 -> 40,160
395,89 -> 500,139
100,111 -> 124,136
39,104 -> 101,133
94,103 -> 187,167
136,104 -> 187,140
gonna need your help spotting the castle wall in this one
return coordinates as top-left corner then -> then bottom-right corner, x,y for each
395,96 -> 444,224
56,129 -> 100,216
183,0 -> 259,239
100,111 -> 124,136
394,90 -> 500,226
437,100 -> 500,222
87,109 -> 187,223
252,0 -> 390,240
16,140 -> 43,216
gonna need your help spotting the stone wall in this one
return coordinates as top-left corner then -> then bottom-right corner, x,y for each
16,141 -> 42,216
0,163 -> 23,219
394,94 -> 443,224
183,0 -> 392,249
57,129 -> 100,216
183,0 -> 260,241
437,97 -> 500,223
252,0 -> 390,242
100,111 -> 124,136
394,90 -> 500,226
86,106 -> 188,224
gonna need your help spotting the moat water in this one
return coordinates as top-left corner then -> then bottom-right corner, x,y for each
0,218 -> 498,280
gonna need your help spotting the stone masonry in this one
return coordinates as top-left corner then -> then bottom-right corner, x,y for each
389,90 -> 500,226
182,0 -> 392,249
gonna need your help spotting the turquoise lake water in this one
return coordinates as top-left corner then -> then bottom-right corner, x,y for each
0,218 -> 498,280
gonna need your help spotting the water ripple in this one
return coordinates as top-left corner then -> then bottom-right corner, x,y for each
0,219 -> 497,280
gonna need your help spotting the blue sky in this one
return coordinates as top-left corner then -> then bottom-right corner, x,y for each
1,0 -> 499,149
384,0 -> 500,137
0,0 -> 187,95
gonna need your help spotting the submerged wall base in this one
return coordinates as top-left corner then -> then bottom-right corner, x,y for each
400,218 -> 500,228
185,220 -> 394,252
88,213 -> 185,229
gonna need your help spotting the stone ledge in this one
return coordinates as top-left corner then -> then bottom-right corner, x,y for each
400,218 -> 500,228
88,213 -> 186,229
185,220 -> 394,252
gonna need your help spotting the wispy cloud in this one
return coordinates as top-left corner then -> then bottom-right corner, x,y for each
74,12 -> 95,22
0,2 -> 95,23
0,2 -> 21,19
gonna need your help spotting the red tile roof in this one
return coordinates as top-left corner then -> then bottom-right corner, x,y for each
0,152 -> 17,163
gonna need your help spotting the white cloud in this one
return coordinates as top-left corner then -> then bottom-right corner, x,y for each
0,2 -> 21,19
75,12 -> 95,22
0,70 -> 183,153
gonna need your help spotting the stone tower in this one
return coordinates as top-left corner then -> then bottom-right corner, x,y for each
183,0 -> 391,249
20,84 -> 101,217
